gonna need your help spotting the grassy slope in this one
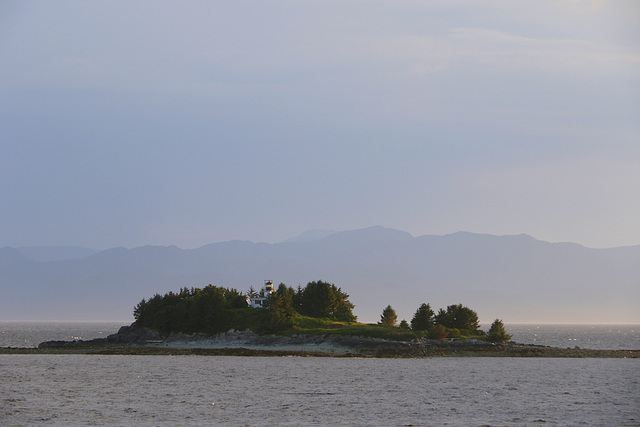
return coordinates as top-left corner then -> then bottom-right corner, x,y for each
278,315 -> 483,342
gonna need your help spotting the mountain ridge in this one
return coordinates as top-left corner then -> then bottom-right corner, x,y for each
1,227 -> 638,323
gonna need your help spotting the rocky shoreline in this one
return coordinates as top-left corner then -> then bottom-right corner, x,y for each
2,325 -> 638,358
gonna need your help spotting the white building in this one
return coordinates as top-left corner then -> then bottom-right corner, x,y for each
248,280 -> 275,308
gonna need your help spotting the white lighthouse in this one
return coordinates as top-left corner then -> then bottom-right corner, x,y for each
248,280 -> 275,308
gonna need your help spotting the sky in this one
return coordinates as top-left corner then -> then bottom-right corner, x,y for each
1,0 -> 639,250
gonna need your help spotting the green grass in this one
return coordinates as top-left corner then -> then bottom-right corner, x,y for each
266,314 -> 487,342
271,315 -> 420,341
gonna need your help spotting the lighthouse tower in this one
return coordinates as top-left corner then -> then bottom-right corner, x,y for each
248,280 -> 276,308
264,280 -> 274,294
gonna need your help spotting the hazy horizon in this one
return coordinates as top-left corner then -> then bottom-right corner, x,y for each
2,227 -> 638,324
6,227 -> 640,252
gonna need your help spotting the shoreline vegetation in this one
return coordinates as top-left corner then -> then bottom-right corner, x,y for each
3,281 -> 637,358
0,328 -> 638,358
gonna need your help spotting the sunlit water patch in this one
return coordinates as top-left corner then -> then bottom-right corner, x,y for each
0,322 -> 125,348
504,324 -> 640,350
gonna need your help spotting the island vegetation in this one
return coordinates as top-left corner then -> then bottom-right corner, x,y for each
5,280 -> 638,359
131,280 -> 507,343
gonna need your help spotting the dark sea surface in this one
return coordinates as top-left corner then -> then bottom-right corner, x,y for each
1,323 -> 639,425
2,355 -> 638,426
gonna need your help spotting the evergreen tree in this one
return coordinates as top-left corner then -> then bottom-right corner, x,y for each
247,286 -> 259,298
298,280 -> 356,321
399,319 -> 410,329
434,304 -> 480,331
379,305 -> 398,327
225,288 -> 249,308
410,303 -> 435,331
132,285 -> 246,335
264,283 -> 296,330
487,319 -> 512,342
293,285 -> 303,312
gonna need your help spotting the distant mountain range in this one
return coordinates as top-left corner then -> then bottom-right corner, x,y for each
2,227 -> 638,323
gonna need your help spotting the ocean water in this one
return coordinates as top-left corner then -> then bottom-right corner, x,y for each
0,321 -> 125,348
1,323 -> 639,425
1,355 -> 638,426
505,324 -> 640,351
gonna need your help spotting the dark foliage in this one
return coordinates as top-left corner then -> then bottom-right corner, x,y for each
429,324 -> 448,340
263,283 -> 297,331
133,280 -> 356,335
434,304 -> 480,331
133,285 -> 254,335
487,319 -> 512,342
379,305 -> 398,327
132,281 -> 495,341
297,280 -> 356,321
410,303 -> 435,331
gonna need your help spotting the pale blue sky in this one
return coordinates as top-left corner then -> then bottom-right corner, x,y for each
1,0 -> 639,249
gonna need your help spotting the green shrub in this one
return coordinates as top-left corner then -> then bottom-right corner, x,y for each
446,327 -> 462,339
379,305 -> 398,327
411,303 -> 435,331
429,325 -> 448,340
487,319 -> 512,343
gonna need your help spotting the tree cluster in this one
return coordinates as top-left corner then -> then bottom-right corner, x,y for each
263,280 -> 356,331
133,281 -> 509,342
133,280 -> 357,335
133,285 -> 251,335
434,304 -> 480,331
379,302 -> 484,339
295,280 -> 356,321
380,302 -> 513,341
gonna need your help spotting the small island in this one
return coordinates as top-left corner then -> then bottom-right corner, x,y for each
4,280 -> 639,358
